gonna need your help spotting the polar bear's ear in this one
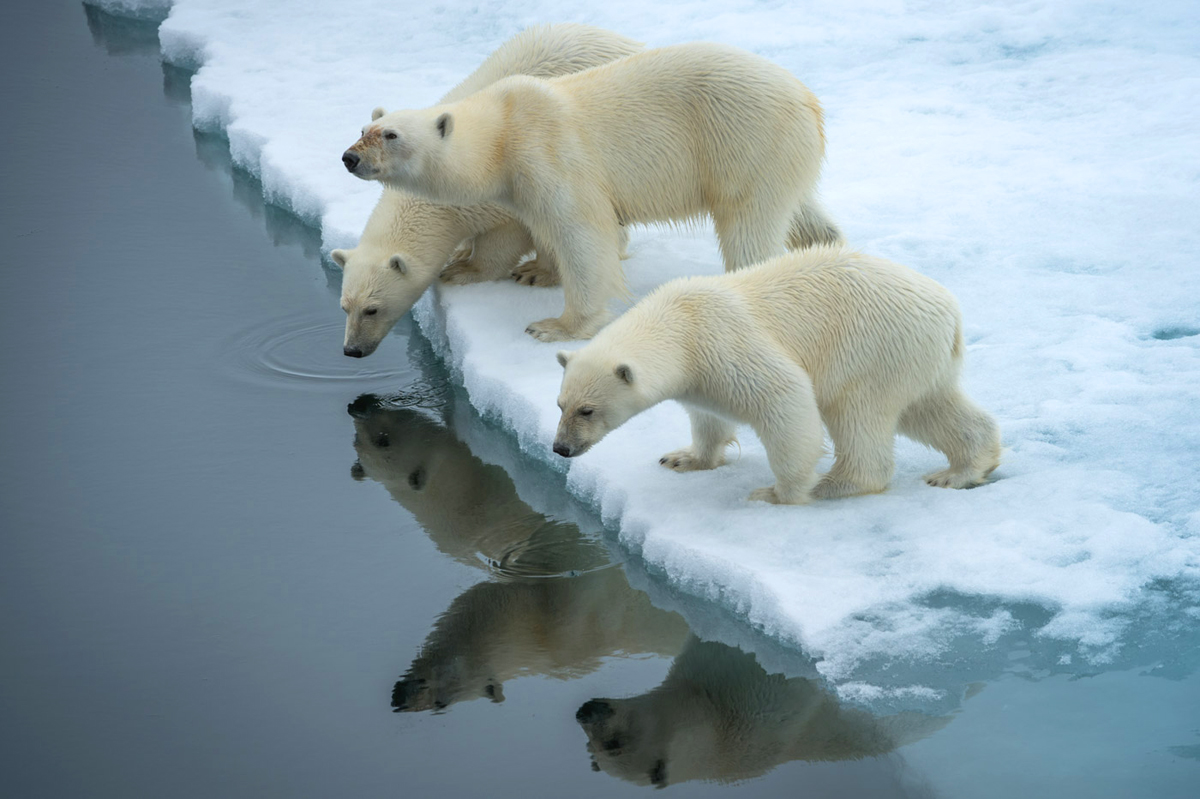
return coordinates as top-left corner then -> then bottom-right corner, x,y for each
615,364 -> 634,384
556,350 -> 572,369
371,106 -> 387,121
330,249 -> 348,269
436,112 -> 454,139
388,254 -> 408,275
484,680 -> 505,703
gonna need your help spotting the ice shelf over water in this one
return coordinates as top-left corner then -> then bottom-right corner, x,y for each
94,0 -> 1200,685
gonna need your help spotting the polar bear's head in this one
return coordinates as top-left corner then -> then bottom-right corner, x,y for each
575,695 -> 714,788
348,395 -> 439,490
392,664 -> 505,713
342,104 -> 453,189
553,348 -> 646,458
330,243 -> 423,358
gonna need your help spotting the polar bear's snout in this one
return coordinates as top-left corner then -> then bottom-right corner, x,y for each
341,150 -> 360,173
576,699 -> 615,724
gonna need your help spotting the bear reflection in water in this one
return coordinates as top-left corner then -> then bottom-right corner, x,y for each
577,638 -> 949,788
350,394 -> 947,775
348,394 -> 690,711
349,393 -> 608,576
392,567 -> 692,712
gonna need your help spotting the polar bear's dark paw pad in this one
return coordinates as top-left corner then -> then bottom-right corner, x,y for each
512,258 -> 561,287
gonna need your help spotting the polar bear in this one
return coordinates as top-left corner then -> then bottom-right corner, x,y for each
553,245 -> 1001,504
343,42 -> 841,341
576,637 -> 950,787
392,567 -> 691,712
333,24 -> 644,357
348,394 -> 608,575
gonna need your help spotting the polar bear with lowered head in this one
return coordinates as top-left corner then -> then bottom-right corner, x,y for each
553,245 -> 1001,504
343,42 -> 841,342
333,24 -> 643,358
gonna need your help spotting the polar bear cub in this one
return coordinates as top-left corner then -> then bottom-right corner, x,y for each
553,246 -> 1001,504
344,42 -> 839,342
333,24 -> 644,357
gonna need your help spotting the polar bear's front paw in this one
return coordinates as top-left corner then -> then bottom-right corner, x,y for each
526,316 -> 599,342
525,317 -> 575,342
440,258 -> 487,285
512,258 -> 561,287
659,448 -> 722,472
923,468 -> 987,489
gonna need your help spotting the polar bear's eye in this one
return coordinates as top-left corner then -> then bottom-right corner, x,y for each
384,131 -> 398,140
578,407 -> 594,417
363,308 -> 378,316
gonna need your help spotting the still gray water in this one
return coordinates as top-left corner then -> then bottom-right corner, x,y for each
1,3 -> 1197,797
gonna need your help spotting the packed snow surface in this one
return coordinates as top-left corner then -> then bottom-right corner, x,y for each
96,0 -> 1200,685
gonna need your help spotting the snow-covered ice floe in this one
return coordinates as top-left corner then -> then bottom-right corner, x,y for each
92,0 -> 1200,694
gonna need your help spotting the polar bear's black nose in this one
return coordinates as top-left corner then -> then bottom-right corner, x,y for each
576,699 -> 614,724
553,442 -> 572,458
344,345 -> 364,358
342,150 -> 360,172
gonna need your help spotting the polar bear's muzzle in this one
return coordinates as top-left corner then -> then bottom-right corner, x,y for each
552,439 -> 593,458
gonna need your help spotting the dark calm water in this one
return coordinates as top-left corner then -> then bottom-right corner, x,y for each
1,3 -> 1198,798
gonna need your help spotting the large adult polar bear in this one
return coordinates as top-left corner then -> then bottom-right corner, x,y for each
343,42 -> 841,342
553,245 -> 1001,504
334,24 -> 644,358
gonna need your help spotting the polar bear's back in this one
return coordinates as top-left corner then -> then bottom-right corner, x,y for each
636,246 -> 962,407
442,24 -> 644,104
738,247 -> 963,399
548,42 -> 826,223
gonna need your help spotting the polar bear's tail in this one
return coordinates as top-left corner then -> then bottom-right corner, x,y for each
787,201 -> 843,250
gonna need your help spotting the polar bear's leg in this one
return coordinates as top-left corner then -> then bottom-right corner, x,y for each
899,388 -> 1001,489
660,407 -> 736,472
813,400 -> 898,499
712,201 -> 792,272
786,200 -> 843,250
745,364 -> 824,505
441,219 -> 535,285
525,215 -> 622,342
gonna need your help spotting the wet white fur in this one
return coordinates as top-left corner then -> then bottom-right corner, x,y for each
334,24 -> 643,356
366,42 -> 840,341
555,245 -> 1001,505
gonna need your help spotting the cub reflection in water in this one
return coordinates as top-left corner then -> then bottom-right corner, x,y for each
349,394 -> 606,575
577,638 -> 949,788
347,394 -> 690,711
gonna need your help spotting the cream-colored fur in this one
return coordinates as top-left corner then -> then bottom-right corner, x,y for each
349,396 -> 609,574
577,637 -> 949,787
393,568 -> 690,712
554,245 -> 1001,505
347,42 -> 841,342
334,24 -> 644,357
